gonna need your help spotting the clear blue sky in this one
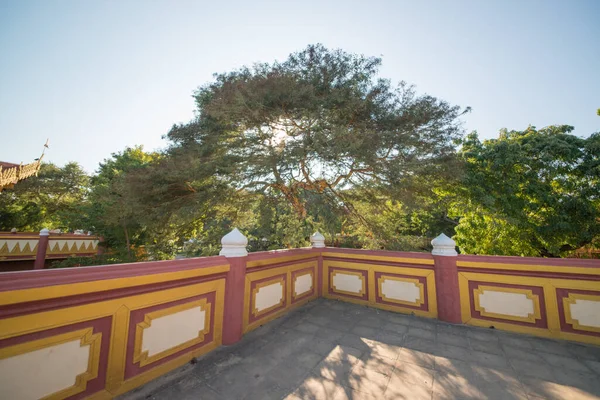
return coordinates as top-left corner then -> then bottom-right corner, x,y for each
1,0 -> 598,173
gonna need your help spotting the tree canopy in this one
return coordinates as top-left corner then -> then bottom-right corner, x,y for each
167,44 -> 468,218
451,125 -> 600,257
83,146 -> 160,257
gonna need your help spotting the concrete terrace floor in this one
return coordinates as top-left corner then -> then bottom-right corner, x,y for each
122,299 -> 600,400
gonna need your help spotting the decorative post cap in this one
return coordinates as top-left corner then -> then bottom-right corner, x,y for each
40,228 -> 50,236
310,231 -> 326,248
431,233 -> 457,256
220,228 -> 248,257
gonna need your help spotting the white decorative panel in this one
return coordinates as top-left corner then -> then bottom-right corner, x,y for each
50,239 -> 67,251
6,240 -> 19,252
255,282 -> 284,313
333,273 -> 363,294
570,299 -> 600,328
142,306 -> 206,357
0,339 -> 89,400
381,279 -> 420,303
294,274 -> 312,297
1,240 -> 37,253
479,290 -> 534,318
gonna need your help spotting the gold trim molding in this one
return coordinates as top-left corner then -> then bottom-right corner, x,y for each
292,271 -> 314,300
473,285 -> 541,323
0,264 -> 230,306
563,293 -> 600,333
331,270 -> 366,297
457,260 -> 600,276
247,254 -> 316,269
0,328 -> 101,400
133,299 -> 211,367
377,275 -> 424,307
252,277 -> 285,318
322,252 -> 433,265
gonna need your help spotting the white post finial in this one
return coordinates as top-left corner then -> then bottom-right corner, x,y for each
431,233 -> 457,256
311,231 -> 326,248
40,228 -> 50,236
220,228 -> 248,257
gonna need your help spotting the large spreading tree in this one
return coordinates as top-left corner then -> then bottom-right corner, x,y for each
166,45 -> 468,225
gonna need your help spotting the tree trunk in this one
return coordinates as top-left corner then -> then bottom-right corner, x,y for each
123,225 -> 131,257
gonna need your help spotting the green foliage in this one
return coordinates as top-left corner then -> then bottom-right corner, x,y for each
181,192 -> 314,257
452,126 -> 600,257
167,44 -> 466,218
5,46 -> 597,262
0,162 -> 89,231
161,44 -> 467,252
82,146 -> 165,259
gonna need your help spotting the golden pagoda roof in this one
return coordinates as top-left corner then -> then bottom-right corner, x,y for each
0,141 -> 47,191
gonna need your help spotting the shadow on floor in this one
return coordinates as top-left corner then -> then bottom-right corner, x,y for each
120,298 -> 600,400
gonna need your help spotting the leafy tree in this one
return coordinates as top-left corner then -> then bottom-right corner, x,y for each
166,44 -> 468,227
0,162 -> 90,231
83,146 -> 160,257
116,144 -> 242,258
452,125 -> 600,257
181,191 -> 315,256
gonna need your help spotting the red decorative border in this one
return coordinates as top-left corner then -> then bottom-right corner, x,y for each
328,267 -> 369,301
458,254 -> 600,271
246,248 -> 319,262
248,257 -> 319,273
468,281 -> 548,328
0,317 -> 112,400
246,249 -> 319,272
457,266 -> 600,281
374,272 -> 428,311
323,247 -> 433,262
248,273 -> 287,325
291,267 -> 315,304
0,274 -> 227,320
124,292 -> 216,379
556,288 -> 600,337
0,256 -> 228,292
323,257 -> 435,271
